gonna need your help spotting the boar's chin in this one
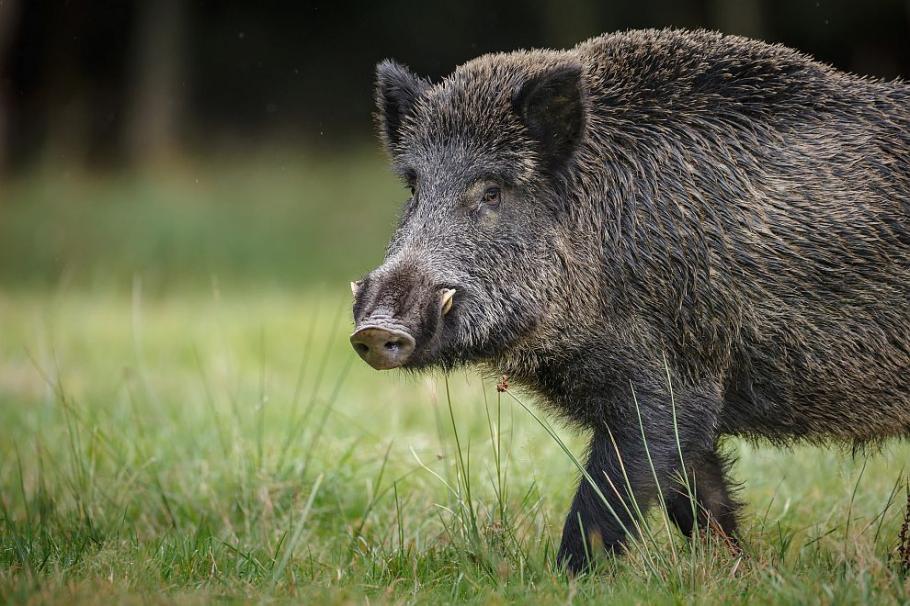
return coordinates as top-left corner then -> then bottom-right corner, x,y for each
399,333 -> 492,373
400,347 -> 471,373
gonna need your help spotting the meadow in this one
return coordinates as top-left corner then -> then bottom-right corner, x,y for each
2,155 -> 910,604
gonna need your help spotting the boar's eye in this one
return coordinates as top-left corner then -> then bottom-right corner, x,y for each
480,186 -> 501,208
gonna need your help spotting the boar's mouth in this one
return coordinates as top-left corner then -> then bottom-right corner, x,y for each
350,283 -> 459,371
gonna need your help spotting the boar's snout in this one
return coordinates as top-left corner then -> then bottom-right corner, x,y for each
350,325 -> 416,370
350,263 -> 459,370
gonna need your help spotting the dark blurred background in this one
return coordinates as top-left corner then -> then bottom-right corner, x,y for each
0,0 -> 908,290
3,0 -> 910,171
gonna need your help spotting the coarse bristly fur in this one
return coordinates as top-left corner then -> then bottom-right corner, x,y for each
351,28 -> 910,573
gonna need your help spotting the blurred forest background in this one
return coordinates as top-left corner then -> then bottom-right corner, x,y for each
1,0 -> 909,290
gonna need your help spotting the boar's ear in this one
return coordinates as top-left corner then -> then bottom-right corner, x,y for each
375,59 -> 430,151
512,64 -> 585,174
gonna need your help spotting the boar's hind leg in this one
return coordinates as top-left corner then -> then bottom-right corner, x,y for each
556,385 -> 723,574
665,447 -> 741,542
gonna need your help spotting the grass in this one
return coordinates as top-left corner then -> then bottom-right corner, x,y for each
2,159 -> 910,603
2,288 -> 910,604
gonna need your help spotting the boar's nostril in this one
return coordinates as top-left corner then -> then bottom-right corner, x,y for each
350,325 -> 416,370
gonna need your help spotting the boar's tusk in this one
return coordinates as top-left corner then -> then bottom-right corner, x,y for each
440,288 -> 456,315
351,281 -> 361,297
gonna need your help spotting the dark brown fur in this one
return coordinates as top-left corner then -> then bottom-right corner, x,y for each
353,29 -> 910,572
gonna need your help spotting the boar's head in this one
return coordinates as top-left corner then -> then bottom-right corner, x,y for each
351,56 -> 588,372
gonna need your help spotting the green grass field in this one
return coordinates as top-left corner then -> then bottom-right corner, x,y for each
2,160 -> 910,604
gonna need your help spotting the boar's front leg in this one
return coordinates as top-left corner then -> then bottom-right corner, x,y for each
556,383 -> 722,573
